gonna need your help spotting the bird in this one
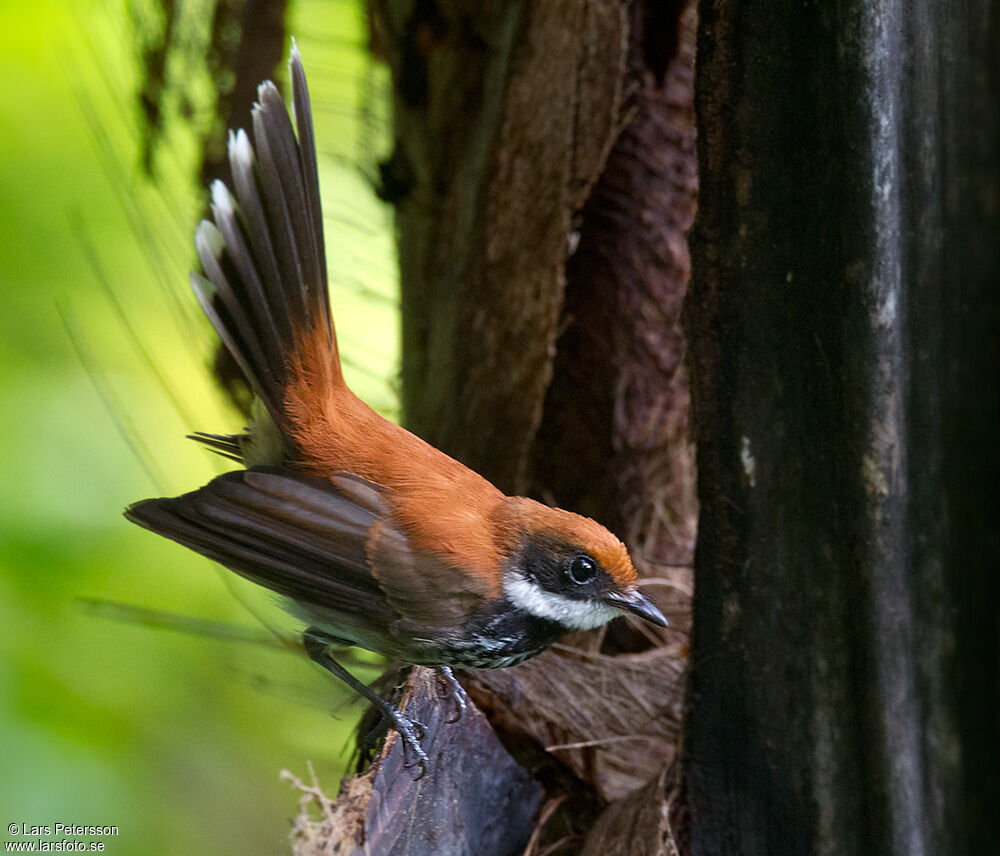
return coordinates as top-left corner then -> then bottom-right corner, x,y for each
125,44 -> 668,775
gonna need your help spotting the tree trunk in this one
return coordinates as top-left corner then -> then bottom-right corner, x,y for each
686,2 -> 1000,854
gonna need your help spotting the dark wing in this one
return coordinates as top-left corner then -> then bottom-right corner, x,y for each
124,468 -> 489,652
126,468 -> 396,639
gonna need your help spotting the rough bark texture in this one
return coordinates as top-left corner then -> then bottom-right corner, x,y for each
687,1 -> 1000,854
466,642 -> 685,802
532,0 -> 697,570
580,763 -> 683,856
375,0 -> 630,495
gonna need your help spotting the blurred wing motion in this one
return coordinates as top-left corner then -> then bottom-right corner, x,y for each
77,595 -> 292,651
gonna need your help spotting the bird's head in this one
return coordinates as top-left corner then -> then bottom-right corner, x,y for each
500,498 -> 668,631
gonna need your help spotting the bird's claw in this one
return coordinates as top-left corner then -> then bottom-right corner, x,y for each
436,666 -> 468,724
387,709 -> 429,779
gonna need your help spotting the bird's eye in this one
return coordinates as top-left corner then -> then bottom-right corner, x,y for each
567,554 -> 597,585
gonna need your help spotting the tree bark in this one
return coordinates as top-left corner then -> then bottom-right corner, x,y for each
286,669 -> 543,856
380,0 -> 630,495
532,0 -> 697,570
686,2 -> 1000,854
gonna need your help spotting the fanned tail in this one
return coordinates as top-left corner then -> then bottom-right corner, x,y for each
191,43 -> 340,429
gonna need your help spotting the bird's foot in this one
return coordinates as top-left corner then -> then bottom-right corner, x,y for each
385,707 -> 429,779
436,665 -> 468,724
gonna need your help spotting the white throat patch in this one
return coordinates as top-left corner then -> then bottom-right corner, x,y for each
504,573 -> 621,631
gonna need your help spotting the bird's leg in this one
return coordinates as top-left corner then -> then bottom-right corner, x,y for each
303,628 -> 429,778
436,666 -> 468,723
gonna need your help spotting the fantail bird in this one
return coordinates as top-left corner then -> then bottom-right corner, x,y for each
125,45 -> 667,774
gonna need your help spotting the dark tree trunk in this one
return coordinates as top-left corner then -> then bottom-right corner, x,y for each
686,2 -> 1000,854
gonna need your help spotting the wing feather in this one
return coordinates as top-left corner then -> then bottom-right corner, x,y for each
368,518 -> 489,629
125,467 -> 493,654
126,469 -> 396,632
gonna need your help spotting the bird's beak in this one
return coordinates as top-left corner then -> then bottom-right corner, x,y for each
606,590 -> 669,627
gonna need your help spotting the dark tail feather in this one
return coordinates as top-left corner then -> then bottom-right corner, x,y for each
187,431 -> 245,463
289,49 -> 331,332
193,43 -> 337,424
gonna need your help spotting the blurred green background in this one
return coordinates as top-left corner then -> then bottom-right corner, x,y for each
0,0 -> 398,852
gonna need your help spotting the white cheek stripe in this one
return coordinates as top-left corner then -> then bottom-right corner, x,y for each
504,575 -> 621,631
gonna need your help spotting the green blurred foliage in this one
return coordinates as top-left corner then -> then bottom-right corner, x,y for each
0,0 -> 398,853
